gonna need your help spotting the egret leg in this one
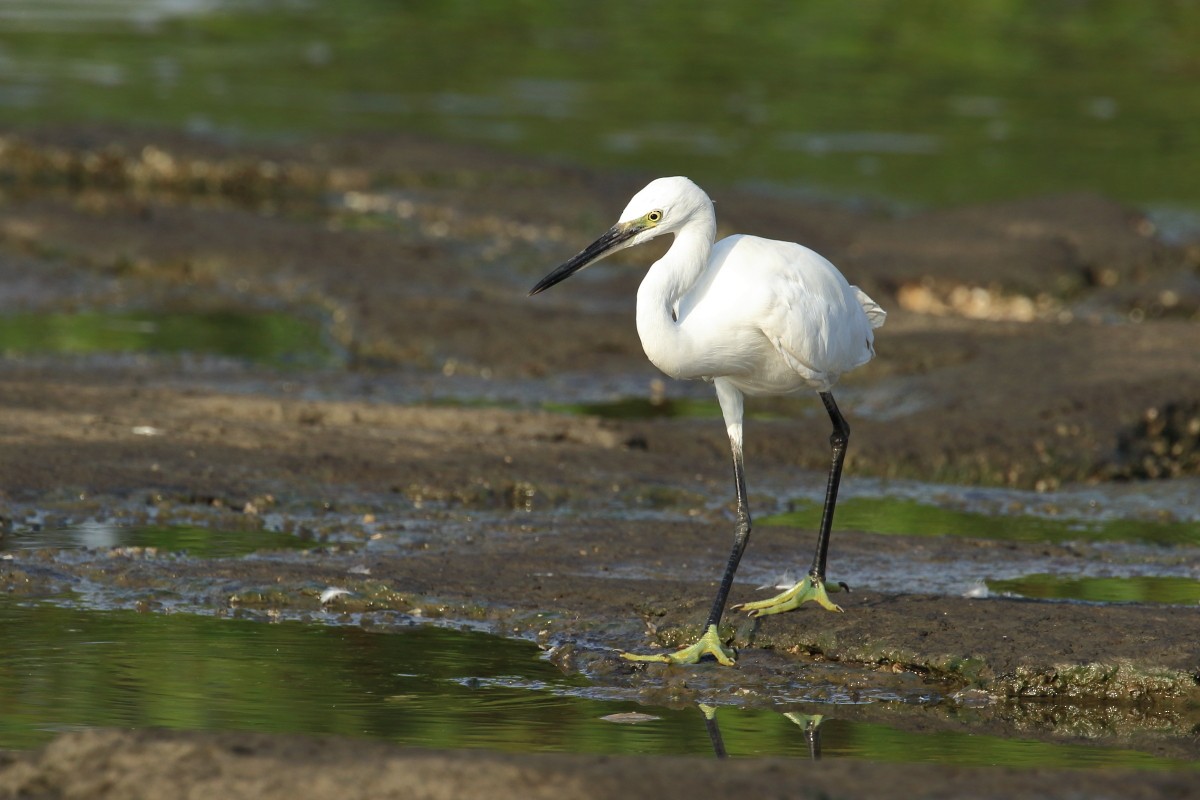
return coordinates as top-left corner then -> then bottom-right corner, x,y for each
622,381 -> 747,666
735,391 -> 849,618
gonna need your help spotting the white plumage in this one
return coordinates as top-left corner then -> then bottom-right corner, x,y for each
530,176 -> 885,666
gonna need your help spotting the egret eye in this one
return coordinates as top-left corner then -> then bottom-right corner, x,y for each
647,210 -> 663,223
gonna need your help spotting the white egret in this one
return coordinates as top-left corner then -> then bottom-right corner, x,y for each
530,177 -> 885,665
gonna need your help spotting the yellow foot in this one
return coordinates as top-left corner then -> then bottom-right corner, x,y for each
733,574 -> 844,618
620,624 -> 736,666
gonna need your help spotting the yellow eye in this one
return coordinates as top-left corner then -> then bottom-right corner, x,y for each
647,210 -> 663,223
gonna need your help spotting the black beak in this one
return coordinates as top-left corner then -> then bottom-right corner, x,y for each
529,221 -> 640,296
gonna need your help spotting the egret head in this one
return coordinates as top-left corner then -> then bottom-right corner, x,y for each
529,176 -> 712,296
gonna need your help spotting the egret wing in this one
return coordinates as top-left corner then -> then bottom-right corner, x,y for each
759,242 -> 881,389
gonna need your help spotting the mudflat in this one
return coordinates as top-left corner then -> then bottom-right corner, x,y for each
1,128 -> 1198,798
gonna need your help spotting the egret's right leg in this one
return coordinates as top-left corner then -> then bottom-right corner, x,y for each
735,391 -> 849,617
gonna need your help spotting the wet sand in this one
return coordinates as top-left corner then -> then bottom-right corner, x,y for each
1,128 -> 1199,797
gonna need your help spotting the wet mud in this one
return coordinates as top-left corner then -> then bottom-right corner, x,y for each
1,128 -> 1199,797
2,728 -> 1197,800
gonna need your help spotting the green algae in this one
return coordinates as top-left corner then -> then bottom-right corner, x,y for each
0,310 -> 335,367
989,574 -> 1200,605
762,496 -> 1200,546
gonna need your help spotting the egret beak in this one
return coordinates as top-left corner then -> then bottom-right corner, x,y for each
529,220 -> 642,296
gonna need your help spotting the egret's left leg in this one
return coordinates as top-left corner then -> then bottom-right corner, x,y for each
736,391 -> 849,618
622,381 -> 748,666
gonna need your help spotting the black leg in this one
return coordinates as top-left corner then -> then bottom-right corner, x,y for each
809,392 -> 849,581
704,447 -> 751,629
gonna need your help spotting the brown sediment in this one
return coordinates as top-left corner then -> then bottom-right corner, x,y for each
1,126 -> 1199,798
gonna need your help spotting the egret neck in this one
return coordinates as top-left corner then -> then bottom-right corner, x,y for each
635,211 -> 716,380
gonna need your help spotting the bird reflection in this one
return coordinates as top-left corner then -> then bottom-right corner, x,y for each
697,705 -> 825,760
783,712 -> 825,761
698,704 -> 727,759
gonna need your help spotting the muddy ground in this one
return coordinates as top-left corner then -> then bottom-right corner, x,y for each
1,127 -> 1199,798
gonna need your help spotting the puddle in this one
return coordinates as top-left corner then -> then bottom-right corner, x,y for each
545,397 -> 724,420
0,521 -> 313,558
988,574 -> 1200,605
543,394 -> 812,421
742,492 -> 1200,603
0,600 -> 1192,769
0,310 -> 337,367
761,497 -> 1200,546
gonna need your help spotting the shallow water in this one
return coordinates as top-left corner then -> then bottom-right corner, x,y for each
0,310 -> 336,368
1,2 -> 1198,214
988,574 -> 1200,605
762,496 -> 1200,546
0,521 -> 312,558
1,506 -> 1196,770
747,493 -> 1200,601
0,600 -> 1191,769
